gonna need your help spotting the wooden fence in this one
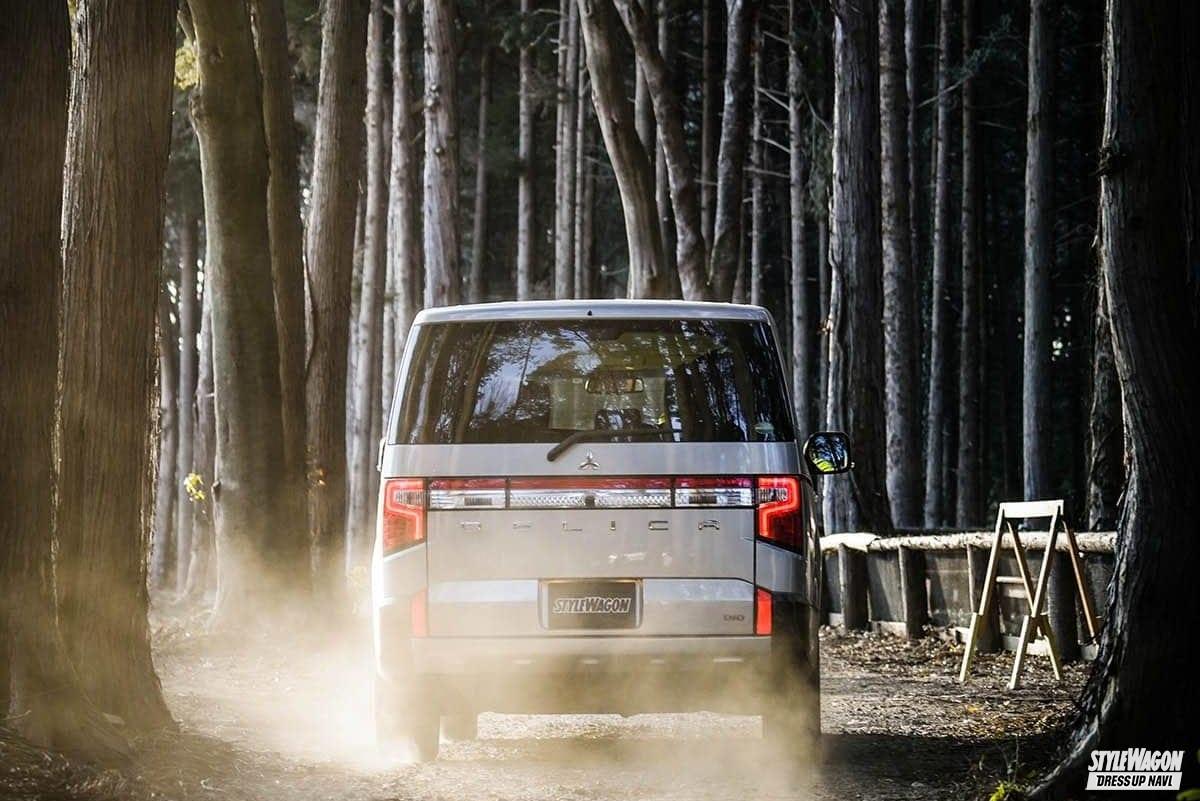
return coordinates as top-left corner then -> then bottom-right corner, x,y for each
819,530 -> 1116,662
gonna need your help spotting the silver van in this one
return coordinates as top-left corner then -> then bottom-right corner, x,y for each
372,300 -> 850,760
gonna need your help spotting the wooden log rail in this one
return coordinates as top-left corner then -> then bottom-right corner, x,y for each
818,530 -> 1116,663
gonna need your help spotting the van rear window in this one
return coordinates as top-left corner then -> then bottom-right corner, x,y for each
394,318 -> 795,445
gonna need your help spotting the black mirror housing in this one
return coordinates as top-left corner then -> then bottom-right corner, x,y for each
803,431 -> 853,475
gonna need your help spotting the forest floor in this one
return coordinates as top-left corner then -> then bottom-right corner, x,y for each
0,621 -> 1088,801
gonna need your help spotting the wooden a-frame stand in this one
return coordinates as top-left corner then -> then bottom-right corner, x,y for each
958,500 -> 1100,690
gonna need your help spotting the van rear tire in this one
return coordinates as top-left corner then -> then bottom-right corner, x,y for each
442,713 -> 478,741
373,673 -> 441,762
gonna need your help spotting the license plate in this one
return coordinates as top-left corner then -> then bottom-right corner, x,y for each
543,580 -> 641,630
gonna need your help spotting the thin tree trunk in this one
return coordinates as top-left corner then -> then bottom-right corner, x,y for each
1022,0 -> 1054,502
905,0 -> 924,302
956,0 -> 981,526
306,0 -> 369,607
1039,0 -> 1200,790
249,0 -> 310,588
470,47 -> 492,303
174,206 -> 199,593
348,0 -> 389,572
922,0 -> 953,528
57,0 -> 174,729
748,14 -> 764,307
424,0 -> 462,306
184,282 -> 216,603
1085,272 -> 1123,530
573,61 -> 594,299
555,3 -> 580,299
385,0 -> 421,413
188,0 -> 294,629
787,0 -> 810,433
0,3 -> 128,759
825,0 -> 893,535
633,0 -> 655,153
700,0 -> 718,246
655,0 -> 676,289
152,289 -> 178,592
707,0 -> 756,302
577,0 -> 667,299
516,0 -> 536,300
817,198 -> 830,428
880,0 -> 920,528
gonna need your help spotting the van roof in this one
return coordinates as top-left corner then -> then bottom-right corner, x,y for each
413,299 -> 772,325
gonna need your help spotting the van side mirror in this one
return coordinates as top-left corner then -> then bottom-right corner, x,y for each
803,431 -> 853,475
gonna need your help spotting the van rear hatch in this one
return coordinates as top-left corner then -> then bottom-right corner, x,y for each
385,314 -> 800,637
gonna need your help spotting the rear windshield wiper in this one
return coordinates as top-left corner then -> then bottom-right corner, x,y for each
546,428 -> 682,462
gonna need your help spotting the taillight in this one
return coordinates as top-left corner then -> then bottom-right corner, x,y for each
382,478 -> 426,555
673,477 -> 754,507
755,587 -> 773,635
428,478 -> 506,510
508,478 -> 672,509
755,475 -> 802,551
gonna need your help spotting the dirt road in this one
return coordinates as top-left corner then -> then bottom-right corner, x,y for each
117,627 -> 1083,801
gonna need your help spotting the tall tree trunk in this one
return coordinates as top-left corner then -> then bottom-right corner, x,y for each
574,61 -> 595,299
905,0 -> 924,303
817,193 -> 830,428
1039,0 -> 1200,791
787,0 -> 811,434
424,0 -> 461,306
577,0 -> 667,299
1022,0 -> 1054,502
306,0 -> 369,604
56,0 -> 174,729
516,0 -> 536,300
470,47 -> 492,303
174,206 -> 199,593
188,0 -> 293,628
655,0 -> 677,290
385,0 -> 421,415
748,15 -> 764,307
633,1 -> 655,153
0,3 -> 129,760
825,0 -> 893,535
348,0 -> 389,572
555,3 -> 580,299
1085,273 -> 1123,530
955,0 -> 981,526
185,283 -> 216,603
922,0 -> 953,528
249,0 -> 310,587
700,0 -> 718,246
880,0 -> 920,527
152,289 -> 178,591
707,0 -> 756,302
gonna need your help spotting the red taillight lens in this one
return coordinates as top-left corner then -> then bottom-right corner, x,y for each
755,587 -> 773,635
410,589 -> 428,637
382,478 -> 426,555
755,475 -> 802,552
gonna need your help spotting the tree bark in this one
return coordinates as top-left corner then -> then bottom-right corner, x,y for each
0,2 -> 129,759
788,0 -> 811,435
556,4 -> 581,299
1085,272 -> 1123,531
1022,0 -> 1054,502
826,0 -> 893,536
904,0 -> 924,305
306,0 -> 369,603
707,0 -> 756,302
348,0 -> 389,572
1038,0 -> 1200,792
152,289 -> 179,591
424,0 -> 462,306
516,0 -> 536,300
748,14 -> 765,307
577,0 -> 667,299
470,47 -> 493,303
955,0 -> 981,526
188,0 -> 293,628
249,0 -> 311,587
655,0 -> 677,291
184,283 -> 216,603
700,0 -> 718,247
56,0 -> 175,729
385,0 -> 422,413
174,206 -> 200,593
922,0 -> 953,528
573,59 -> 595,299
880,0 -> 920,528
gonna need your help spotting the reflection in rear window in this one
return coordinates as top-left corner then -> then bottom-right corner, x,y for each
394,318 -> 795,445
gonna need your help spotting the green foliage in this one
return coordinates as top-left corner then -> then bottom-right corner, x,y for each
987,781 -> 1027,801
174,41 -> 198,90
